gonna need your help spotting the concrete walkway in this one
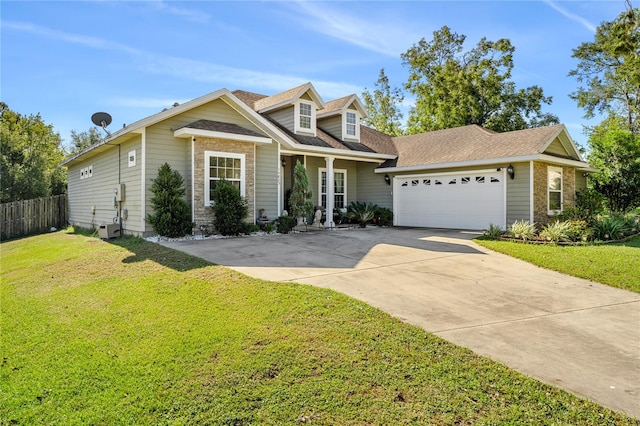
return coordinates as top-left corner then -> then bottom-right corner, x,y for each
159,227 -> 640,418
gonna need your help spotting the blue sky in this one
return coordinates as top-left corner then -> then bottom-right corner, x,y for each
1,1 -> 623,150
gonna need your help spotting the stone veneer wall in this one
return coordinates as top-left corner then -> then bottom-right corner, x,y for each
533,162 -> 576,226
193,138 -> 255,225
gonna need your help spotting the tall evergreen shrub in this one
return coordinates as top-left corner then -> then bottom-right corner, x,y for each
289,160 -> 314,221
146,163 -> 192,237
212,179 -> 248,236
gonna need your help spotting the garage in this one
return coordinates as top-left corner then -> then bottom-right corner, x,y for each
393,170 -> 506,230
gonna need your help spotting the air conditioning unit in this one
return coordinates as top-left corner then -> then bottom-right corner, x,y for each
98,223 -> 120,239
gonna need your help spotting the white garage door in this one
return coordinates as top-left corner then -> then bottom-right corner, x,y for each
394,170 -> 505,230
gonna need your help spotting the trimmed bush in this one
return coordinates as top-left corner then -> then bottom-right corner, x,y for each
211,179 -> 248,236
146,163 -> 192,238
275,215 -> 297,234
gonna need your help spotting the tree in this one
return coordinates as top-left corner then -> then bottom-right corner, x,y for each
146,163 -> 192,237
0,102 -> 67,203
585,117 -> 640,211
401,26 -> 559,134
361,69 -> 405,136
570,4 -> 640,211
68,127 -> 103,156
288,160 -> 314,222
211,179 -> 248,236
569,3 -> 640,134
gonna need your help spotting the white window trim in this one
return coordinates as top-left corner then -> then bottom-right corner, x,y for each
204,150 -> 245,207
343,111 -> 360,141
547,166 -> 563,215
318,168 -> 347,209
294,100 -> 316,135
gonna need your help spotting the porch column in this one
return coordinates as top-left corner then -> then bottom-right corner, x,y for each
324,156 -> 334,228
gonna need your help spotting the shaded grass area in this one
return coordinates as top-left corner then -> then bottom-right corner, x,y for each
475,235 -> 640,293
2,230 -> 638,424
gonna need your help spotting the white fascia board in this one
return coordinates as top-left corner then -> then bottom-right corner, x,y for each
538,154 -> 595,171
376,153 -> 595,174
374,155 -> 541,173
280,147 -> 395,163
173,127 -> 272,144
387,168 -> 502,179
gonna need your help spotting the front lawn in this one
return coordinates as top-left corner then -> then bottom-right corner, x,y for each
2,230 -> 638,424
475,235 -> 640,293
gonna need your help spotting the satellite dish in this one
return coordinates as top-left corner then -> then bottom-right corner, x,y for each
91,112 -> 112,135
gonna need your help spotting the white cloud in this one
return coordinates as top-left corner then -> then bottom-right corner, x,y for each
3,20 -> 361,98
543,1 -> 596,33
149,0 -> 211,23
289,1 -> 420,57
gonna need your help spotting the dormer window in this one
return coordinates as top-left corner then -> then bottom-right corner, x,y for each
295,100 -> 316,135
346,112 -> 357,136
299,102 -> 312,129
343,110 -> 360,140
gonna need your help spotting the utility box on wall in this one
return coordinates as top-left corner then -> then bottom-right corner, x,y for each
98,223 -> 120,239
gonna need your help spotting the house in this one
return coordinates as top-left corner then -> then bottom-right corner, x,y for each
62,82 -> 594,236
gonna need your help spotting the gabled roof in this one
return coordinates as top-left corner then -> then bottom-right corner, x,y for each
317,94 -> 367,119
379,124 -> 589,171
253,82 -> 325,113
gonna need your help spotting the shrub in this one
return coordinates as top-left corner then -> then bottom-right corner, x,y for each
508,220 -> 536,241
247,223 -> 260,233
348,201 -> 377,228
275,215 -> 297,234
483,223 -> 505,239
565,220 -> 593,242
146,163 -> 192,238
539,221 -> 571,243
211,179 -> 248,236
289,160 -> 314,221
592,215 -> 628,241
623,212 -> 640,234
374,206 -> 394,226
575,188 -> 605,218
264,223 -> 275,233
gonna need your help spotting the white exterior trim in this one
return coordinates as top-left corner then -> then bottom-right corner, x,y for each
318,167 -> 347,209
343,111 -> 360,141
191,138 -> 195,223
294,100 -> 317,136
204,151 -> 246,207
377,154 -> 594,174
529,161 -> 534,224
547,165 -> 563,215
140,128 -> 146,232
174,127 -> 271,144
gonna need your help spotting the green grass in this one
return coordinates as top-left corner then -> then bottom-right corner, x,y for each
475,235 -> 640,293
2,230 -> 638,425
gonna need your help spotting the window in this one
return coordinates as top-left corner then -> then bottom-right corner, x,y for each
548,166 -> 563,214
346,112 -> 357,137
299,102 -> 312,130
319,168 -> 347,209
204,151 -> 245,206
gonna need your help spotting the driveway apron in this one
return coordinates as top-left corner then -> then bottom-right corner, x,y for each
159,227 -> 640,418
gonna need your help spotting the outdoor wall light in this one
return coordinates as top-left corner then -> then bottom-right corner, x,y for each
281,157 -> 286,167
506,164 -> 515,179
384,174 -> 391,185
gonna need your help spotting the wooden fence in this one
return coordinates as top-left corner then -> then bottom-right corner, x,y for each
0,194 -> 68,240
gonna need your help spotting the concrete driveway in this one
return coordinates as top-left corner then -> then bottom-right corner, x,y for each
159,227 -> 640,418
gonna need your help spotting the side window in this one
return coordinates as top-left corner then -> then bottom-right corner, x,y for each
205,152 -> 245,206
548,166 -> 563,214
